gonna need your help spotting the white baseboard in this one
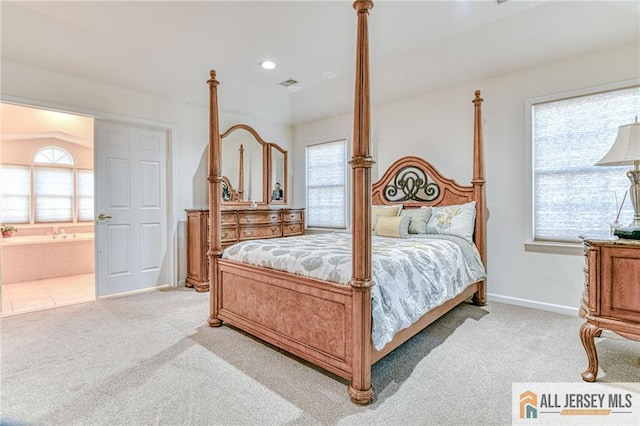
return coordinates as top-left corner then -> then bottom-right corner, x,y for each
487,293 -> 579,317
98,284 -> 173,299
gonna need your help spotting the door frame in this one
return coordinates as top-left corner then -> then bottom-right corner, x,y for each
0,95 -> 178,301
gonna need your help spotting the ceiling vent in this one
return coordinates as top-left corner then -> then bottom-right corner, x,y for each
278,79 -> 299,88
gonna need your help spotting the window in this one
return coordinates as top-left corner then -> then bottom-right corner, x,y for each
34,146 -> 73,165
306,139 -> 348,228
77,170 -> 94,222
532,85 -> 639,243
35,167 -> 74,222
0,146 -> 94,224
0,165 -> 31,224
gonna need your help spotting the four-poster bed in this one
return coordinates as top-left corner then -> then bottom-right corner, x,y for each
206,0 -> 487,405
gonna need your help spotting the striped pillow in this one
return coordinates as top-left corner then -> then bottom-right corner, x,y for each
375,215 -> 410,238
371,205 -> 403,231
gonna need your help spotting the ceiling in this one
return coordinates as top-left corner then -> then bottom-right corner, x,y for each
1,103 -> 94,148
1,1 -> 639,126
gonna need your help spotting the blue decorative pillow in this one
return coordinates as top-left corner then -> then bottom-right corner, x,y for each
400,207 -> 432,234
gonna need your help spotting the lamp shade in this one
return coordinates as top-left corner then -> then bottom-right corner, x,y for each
596,122 -> 640,166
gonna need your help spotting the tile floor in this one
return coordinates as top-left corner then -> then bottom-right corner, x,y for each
1,273 -> 95,316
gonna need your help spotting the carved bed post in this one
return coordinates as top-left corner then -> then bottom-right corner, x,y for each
207,70 -> 223,327
471,90 -> 487,306
348,0 -> 375,406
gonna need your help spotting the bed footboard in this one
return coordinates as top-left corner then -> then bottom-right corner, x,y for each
217,259 -> 354,379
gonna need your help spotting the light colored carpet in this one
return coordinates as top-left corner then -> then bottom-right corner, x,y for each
1,287 -> 638,425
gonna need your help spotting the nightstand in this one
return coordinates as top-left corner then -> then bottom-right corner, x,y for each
579,237 -> 640,382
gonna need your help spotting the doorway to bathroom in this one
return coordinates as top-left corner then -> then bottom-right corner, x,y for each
1,103 -> 96,316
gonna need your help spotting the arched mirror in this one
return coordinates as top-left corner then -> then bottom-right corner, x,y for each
220,124 -> 268,205
268,143 -> 287,205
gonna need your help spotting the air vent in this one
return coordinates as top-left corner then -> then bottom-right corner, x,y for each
278,79 -> 298,88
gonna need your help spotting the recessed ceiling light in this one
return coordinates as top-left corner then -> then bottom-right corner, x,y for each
259,60 -> 277,70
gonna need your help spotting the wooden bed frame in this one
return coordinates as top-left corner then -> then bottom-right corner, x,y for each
205,0 -> 486,405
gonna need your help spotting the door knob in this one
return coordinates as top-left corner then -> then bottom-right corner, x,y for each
98,214 -> 112,221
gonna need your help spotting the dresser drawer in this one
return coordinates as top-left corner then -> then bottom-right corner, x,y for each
239,224 -> 282,240
283,210 -> 303,223
220,226 -> 237,243
238,211 -> 280,225
600,246 -> 640,322
221,212 -> 236,225
283,223 -> 303,236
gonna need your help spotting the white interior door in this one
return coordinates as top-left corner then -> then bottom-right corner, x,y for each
95,121 -> 168,297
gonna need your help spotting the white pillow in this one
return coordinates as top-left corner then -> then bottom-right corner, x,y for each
426,201 -> 476,242
400,207 -> 432,234
375,215 -> 410,238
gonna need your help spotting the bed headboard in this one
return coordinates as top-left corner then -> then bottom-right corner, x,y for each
372,156 -> 474,207
370,91 -> 486,269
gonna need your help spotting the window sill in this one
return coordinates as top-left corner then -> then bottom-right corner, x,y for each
523,241 -> 583,256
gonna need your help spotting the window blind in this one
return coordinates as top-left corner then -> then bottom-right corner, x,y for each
0,165 -> 31,224
533,86 -> 639,242
35,167 -> 74,222
77,169 -> 94,222
306,140 -> 347,228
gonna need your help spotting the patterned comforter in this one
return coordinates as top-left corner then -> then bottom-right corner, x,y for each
222,232 -> 486,350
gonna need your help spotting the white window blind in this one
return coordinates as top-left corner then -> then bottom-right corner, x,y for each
77,169 -> 94,222
0,165 -> 31,224
533,86 -> 639,242
35,167 -> 74,222
306,140 -> 347,228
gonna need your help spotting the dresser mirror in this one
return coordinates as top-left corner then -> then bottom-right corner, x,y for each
269,143 -> 287,205
221,124 -> 268,205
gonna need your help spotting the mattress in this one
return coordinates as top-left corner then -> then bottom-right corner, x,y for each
222,232 -> 486,350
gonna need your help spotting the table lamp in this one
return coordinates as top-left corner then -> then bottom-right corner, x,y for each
595,119 -> 640,239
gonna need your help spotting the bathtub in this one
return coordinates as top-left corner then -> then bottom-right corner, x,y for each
1,232 -> 94,245
1,233 -> 95,283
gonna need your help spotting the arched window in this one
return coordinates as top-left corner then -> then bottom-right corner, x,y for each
34,146 -> 74,165
33,146 -> 74,222
2,145 -> 93,224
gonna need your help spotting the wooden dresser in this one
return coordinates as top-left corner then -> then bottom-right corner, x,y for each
185,207 -> 304,292
579,237 -> 640,382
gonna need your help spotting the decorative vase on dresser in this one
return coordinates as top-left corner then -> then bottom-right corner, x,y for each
579,237 -> 640,382
185,207 -> 304,292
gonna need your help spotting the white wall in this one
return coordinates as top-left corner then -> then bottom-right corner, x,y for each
1,60 -> 294,285
293,43 -> 640,315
